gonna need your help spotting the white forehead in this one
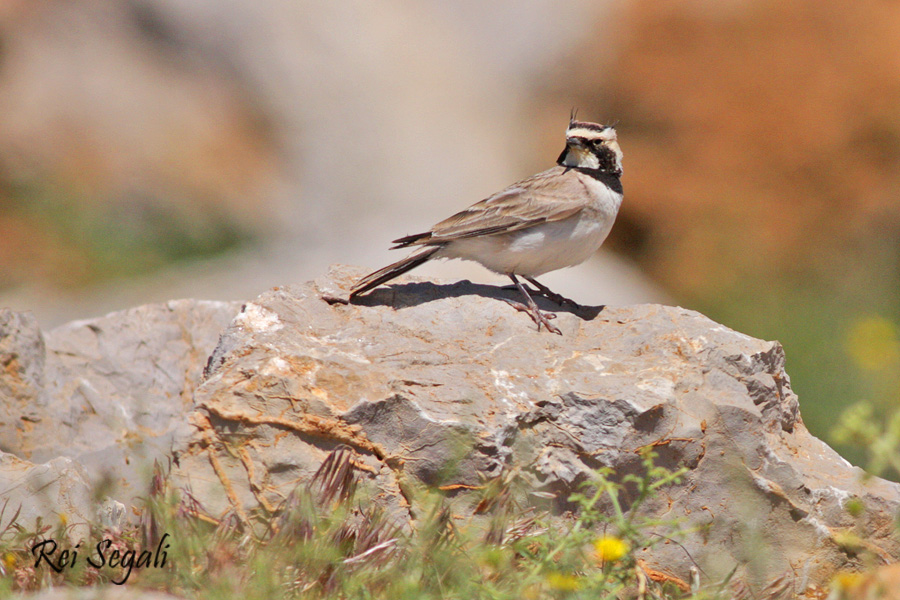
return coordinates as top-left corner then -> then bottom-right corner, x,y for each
566,125 -> 616,141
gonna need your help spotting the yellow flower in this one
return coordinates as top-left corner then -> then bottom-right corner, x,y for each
593,536 -> 630,563
831,570 -> 862,591
3,553 -> 15,570
546,572 -> 581,591
845,316 -> 900,371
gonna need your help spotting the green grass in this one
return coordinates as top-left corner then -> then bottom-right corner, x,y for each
0,448 -> 698,600
2,439 -> 892,598
1,181 -> 250,289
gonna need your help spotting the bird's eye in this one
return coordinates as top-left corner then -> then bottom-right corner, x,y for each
592,139 -> 604,147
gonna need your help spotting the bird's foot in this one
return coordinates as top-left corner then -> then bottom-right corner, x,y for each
501,299 -> 562,335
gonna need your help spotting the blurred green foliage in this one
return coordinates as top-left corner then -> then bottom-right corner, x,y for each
1,181 -> 250,290
832,312 -> 900,479
694,232 -> 900,474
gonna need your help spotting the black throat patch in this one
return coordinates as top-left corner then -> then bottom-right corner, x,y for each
573,168 -> 623,194
557,145 -> 623,193
595,146 -> 620,173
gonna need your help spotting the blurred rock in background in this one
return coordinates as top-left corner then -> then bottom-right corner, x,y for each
0,0 -> 898,468
0,0 -> 644,327
0,0 -> 280,288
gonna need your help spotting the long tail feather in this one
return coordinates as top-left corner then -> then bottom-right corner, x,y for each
349,247 -> 440,299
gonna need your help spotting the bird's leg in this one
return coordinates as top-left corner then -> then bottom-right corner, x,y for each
501,274 -> 562,335
524,276 -> 580,309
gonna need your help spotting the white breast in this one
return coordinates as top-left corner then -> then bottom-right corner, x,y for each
441,174 -> 623,277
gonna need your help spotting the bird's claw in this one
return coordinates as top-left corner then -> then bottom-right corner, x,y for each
501,299 -> 563,335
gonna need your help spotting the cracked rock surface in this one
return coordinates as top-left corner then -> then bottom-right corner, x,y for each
1,266 -> 897,592
0,300 -> 242,533
170,265 -> 900,590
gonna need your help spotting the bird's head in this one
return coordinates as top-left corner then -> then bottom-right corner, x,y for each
557,118 -> 622,175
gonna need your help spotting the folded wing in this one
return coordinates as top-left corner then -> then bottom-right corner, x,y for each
392,167 -> 588,248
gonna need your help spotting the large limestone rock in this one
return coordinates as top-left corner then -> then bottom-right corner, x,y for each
1,265 -> 896,593
0,451 -> 95,541
169,265 -> 900,592
0,300 -> 242,533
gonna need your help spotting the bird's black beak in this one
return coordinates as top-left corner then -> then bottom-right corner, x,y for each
566,137 -> 586,149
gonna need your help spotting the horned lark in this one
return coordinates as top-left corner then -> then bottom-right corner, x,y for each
350,116 -> 624,335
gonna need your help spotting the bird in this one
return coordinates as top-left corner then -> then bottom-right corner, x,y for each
349,115 -> 624,335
